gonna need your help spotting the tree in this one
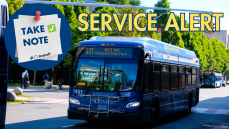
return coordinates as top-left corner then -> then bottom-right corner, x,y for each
154,0 -> 171,29
51,0 -> 65,16
129,0 -> 141,6
7,0 -> 24,17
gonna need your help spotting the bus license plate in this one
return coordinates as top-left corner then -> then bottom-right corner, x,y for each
98,105 -> 107,110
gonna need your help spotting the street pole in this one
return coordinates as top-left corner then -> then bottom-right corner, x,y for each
23,1 -> 213,13
33,71 -> 37,86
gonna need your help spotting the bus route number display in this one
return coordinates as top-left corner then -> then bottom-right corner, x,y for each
82,47 -> 133,58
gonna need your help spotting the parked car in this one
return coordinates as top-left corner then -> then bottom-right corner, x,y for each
222,79 -> 226,87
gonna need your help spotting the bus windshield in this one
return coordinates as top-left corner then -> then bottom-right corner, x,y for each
74,58 -> 142,91
202,75 -> 215,81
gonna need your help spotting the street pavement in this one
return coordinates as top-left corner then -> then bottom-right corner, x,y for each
5,85 -> 229,129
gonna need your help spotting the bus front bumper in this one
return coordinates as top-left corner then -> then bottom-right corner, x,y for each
68,108 -> 141,123
201,84 -> 215,88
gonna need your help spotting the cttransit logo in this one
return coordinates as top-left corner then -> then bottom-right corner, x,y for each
30,52 -> 51,60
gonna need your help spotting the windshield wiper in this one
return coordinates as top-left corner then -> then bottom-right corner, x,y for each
99,65 -> 101,84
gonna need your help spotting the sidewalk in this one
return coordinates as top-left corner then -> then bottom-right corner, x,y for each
7,96 -> 68,106
8,85 -> 69,91
7,85 -> 69,106
16,96 -> 68,104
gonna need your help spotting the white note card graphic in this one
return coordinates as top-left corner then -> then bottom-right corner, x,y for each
14,15 -> 62,63
16,14 -> 60,61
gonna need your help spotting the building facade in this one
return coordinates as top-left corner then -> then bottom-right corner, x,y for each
203,30 -> 228,48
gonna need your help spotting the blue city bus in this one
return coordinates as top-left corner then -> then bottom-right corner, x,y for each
68,36 -> 200,126
201,72 -> 222,88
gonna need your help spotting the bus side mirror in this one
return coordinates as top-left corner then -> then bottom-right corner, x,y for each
145,53 -> 151,58
147,63 -> 152,73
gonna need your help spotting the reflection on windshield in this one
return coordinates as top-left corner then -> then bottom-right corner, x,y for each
75,58 -> 140,91
202,75 -> 214,81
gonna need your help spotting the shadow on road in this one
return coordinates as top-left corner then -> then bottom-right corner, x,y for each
6,111 -> 190,129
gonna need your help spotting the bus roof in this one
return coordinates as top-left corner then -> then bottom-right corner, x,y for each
77,36 -> 199,67
201,72 -> 222,76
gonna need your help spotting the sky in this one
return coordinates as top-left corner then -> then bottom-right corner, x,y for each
141,0 -> 229,35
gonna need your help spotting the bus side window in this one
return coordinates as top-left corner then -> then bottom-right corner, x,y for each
171,65 -> 178,90
1,5 -> 7,47
144,61 -> 151,92
192,68 -> 197,84
179,66 -> 185,88
161,63 -> 169,92
186,67 -> 192,84
153,62 -> 160,92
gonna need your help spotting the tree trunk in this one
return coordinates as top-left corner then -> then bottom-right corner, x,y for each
33,71 -> 36,86
51,67 -> 54,84
54,66 -> 59,84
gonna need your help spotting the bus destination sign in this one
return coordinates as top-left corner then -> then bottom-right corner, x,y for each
81,47 -> 133,58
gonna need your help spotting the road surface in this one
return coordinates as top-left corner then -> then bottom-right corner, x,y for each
5,85 -> 229,129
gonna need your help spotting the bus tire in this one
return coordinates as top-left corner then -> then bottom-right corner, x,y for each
148,100 -> 159,127
186,93 -> 192,115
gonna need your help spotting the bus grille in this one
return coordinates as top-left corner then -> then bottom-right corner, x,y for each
77,94 -> 125,117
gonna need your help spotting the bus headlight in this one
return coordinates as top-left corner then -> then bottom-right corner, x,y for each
202,83 -> 204,85
126,101 -> 141,108
69,97 -> 80,105
212,83 -> 214,85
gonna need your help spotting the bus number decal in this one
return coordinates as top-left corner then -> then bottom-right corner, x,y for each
73,89 -> 82,94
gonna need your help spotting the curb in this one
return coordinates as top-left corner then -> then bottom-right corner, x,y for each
7,102 -> 32,106
7,102 -> 23,106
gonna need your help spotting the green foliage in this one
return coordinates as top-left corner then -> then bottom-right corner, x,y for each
154,0 -> 171,29
16,95 -> 34,97
7,100 -> 29,103
129,0 -> 141,6
51,0 -> 65,15
7,0 -> 24,18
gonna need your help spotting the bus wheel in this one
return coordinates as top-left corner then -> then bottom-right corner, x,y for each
148,103 -> 159,127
